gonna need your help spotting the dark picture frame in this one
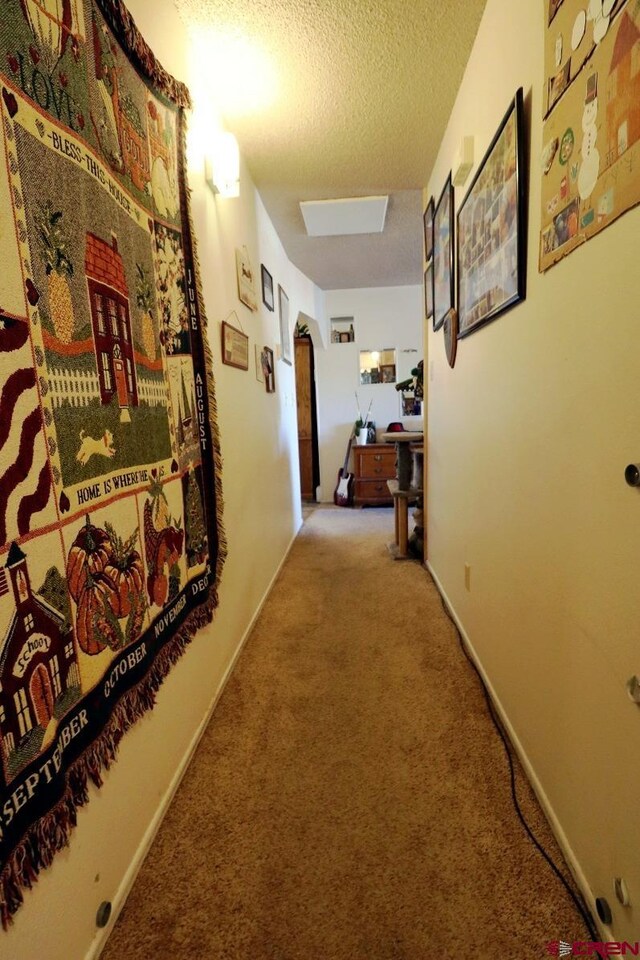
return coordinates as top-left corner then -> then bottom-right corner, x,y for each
433,174 -> 454,332
423,196 -> 434,263
262,346 -> 276,392
424,263 -> 434,321
457,88 -> 527,340
221,320 -> 249,370
261,264 -> 274,311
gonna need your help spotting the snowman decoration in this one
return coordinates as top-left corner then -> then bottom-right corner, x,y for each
578,89 -> 600,200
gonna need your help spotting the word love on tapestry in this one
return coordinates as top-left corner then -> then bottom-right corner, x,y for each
0,0 -> 224,926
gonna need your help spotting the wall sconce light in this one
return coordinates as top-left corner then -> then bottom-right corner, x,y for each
205,131 -> 240,198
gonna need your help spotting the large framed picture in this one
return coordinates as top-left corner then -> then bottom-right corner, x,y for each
278,285 -> 292,365
457,88 -> 527,339
433,174 -> 454,332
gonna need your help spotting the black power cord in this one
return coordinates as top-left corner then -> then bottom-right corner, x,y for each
432,583 -> 600,947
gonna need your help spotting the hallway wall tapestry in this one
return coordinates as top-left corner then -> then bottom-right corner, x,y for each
0,0 -> 225,926
540,0 -> 640,270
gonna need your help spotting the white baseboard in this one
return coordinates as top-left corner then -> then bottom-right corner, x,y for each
426,561 -> 603,939
87,523 -> 302,960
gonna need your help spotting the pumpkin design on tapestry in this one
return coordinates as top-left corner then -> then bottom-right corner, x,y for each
66,516 -> 146,655
144,472 -> 183,608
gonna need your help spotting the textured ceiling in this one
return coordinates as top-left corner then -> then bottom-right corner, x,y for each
175,0 -> 488,289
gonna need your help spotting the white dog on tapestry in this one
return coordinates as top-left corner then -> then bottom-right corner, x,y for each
75,429 -> 116,465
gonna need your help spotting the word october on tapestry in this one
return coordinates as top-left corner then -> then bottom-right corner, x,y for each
0,0 -> 224,925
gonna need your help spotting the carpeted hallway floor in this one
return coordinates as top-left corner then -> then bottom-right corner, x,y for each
101,505 -> 589,960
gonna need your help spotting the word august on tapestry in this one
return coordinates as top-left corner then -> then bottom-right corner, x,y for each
0,0 -> 224,925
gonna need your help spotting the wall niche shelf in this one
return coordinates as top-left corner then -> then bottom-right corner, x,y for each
331,316 -> 355,343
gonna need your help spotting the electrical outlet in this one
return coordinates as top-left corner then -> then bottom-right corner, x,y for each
464,563 -> 471,591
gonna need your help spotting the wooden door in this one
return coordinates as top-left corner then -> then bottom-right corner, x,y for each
294,337 -> 316,501
30,663 -> 54,726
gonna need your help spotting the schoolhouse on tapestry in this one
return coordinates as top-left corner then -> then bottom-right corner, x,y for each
85,231 -> 139,419
0,544 -> 80,785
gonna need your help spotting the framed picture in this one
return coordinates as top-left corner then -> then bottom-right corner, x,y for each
236,247 -> 257,311
457,88 -> 527,340
221,321 -> 249,370
262,346 -> 275,393
433,174 -> 454,332
261,264 -> 274,311
278,285 -> 291,365
424,263 -> 434,321
443,308 -> 458,369
255,343 -> 265,382
423,196 -> 434,263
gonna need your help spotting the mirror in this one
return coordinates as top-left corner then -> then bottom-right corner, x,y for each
359,349 -> 396,385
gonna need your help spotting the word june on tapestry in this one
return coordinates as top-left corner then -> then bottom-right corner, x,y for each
0,0 -> 224,925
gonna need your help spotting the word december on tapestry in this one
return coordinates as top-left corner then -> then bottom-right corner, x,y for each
0,0 -> 224,925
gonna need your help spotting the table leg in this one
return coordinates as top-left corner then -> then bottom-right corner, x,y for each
398,497 -> 409,557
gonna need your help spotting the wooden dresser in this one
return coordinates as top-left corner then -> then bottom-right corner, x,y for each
353,443 -> 396,507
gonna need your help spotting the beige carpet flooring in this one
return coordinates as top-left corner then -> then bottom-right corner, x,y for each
101,505 -> 589,960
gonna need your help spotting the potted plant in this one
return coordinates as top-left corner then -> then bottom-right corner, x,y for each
354,417 -> 368,445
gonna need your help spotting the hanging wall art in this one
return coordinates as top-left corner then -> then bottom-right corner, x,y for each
540,0 -> 640,270
0,0 -> 225,925
432,175 -> 455,331
457,89 -> 528,338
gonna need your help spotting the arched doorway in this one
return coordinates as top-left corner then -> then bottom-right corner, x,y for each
294,323 -> 320,502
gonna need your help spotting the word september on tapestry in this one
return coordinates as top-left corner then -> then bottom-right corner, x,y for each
0,0 -> 224,926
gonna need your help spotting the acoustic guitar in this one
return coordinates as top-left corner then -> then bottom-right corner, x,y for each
334,432 -> 355,506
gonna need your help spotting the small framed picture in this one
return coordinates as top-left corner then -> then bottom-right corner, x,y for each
261,264 -> 274,311
235,247 -> 257,311
221,321 -> 249,370
255,343 -> 265,382
424,263 -> 434,321
433,174 -> 455,332
278,285 -> 292,365
262,346 -> 275,392
423,196 -> 434,263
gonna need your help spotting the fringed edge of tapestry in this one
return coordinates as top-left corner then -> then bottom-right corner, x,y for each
0,594 -> 217,928
95,0 -> 192,109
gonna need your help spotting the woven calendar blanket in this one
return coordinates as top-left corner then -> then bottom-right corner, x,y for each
0,0 -> 224,924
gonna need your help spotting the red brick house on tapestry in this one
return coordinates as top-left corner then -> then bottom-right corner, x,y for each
85,232 -> 139,415
0,544 -> 80,784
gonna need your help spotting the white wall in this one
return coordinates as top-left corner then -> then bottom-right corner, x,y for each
426,0 -> 640,942
316,286 -> 422,501
2,3 -> 322,958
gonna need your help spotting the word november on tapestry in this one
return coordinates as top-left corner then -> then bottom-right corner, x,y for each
0,0 -> 224,925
